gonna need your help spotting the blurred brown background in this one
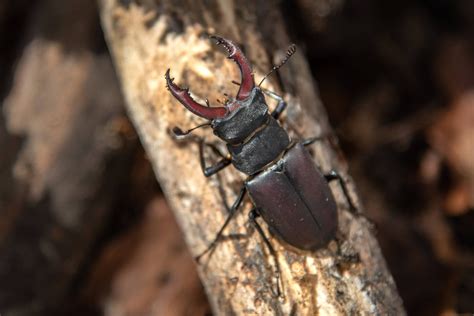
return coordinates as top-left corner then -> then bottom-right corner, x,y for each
0,0 -> 473,315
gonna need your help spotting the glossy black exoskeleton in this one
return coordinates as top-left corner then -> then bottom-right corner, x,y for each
165,36 -> 354,258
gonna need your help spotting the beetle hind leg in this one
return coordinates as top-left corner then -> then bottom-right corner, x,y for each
248,209 -> 283,298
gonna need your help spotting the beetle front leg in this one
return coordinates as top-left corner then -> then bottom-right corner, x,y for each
199,140 -> 232,177
325,170 -> 357,212
195,186 -> 247,262
248,209 -> 283,297
260,88 -> 288,119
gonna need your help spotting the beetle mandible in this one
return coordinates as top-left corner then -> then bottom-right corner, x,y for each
165,36 -> 355,262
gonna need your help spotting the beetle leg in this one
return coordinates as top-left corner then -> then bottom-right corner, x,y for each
199,140 -> 232,177
202,158 -> 232,177
272,100 -> 288,120
260,88 -> 288,119
195,186 -> 247,263
325,170 -> 357,212
248,209 -> 283,297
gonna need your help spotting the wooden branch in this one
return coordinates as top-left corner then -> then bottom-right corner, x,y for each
99,1 -> 405,314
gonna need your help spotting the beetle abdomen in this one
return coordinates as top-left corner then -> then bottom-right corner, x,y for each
246,143 -> 337,250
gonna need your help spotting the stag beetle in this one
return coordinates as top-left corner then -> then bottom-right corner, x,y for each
165,36 -> 355,265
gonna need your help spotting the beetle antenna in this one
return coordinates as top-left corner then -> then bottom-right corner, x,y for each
172,122 -> 211,138
258,44 -> 296,87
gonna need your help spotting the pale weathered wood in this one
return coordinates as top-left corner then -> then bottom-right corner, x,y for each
99,0 -> 405,314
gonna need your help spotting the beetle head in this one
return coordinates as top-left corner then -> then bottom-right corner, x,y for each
165,36 -> 255,120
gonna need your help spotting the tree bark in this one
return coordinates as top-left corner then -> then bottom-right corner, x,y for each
99,0 -> 405,314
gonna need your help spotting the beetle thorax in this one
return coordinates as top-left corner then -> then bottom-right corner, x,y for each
212,88 -> 290,175
211,88 -> 269,145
